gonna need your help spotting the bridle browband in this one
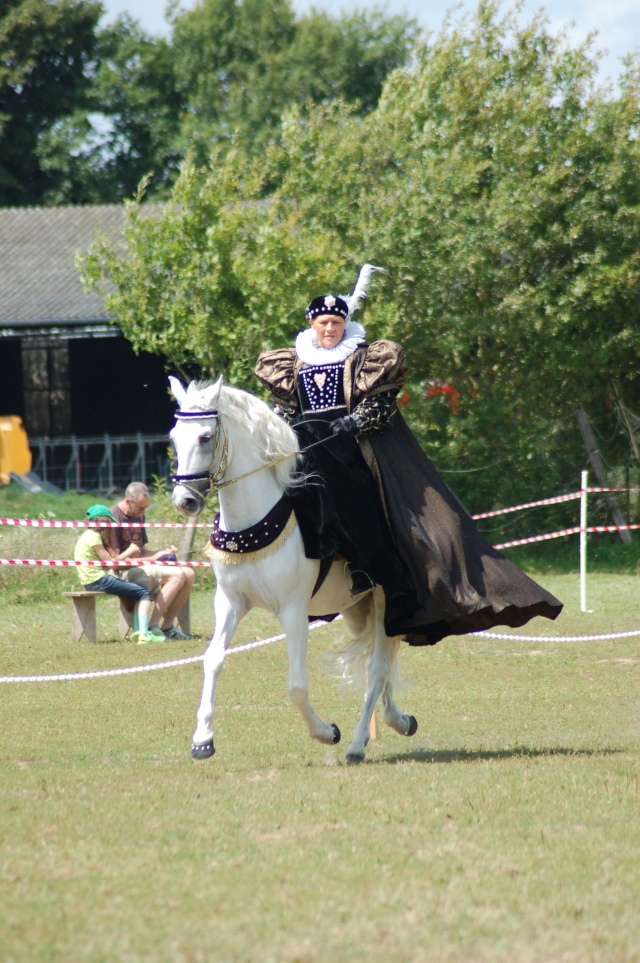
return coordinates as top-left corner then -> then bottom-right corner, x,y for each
175,410 -> 218,419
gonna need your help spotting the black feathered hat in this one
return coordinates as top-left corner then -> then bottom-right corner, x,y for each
305,294 -> 349,321
305,264 -> 386,323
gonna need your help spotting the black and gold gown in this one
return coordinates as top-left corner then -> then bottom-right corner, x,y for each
255,339 -> 562,645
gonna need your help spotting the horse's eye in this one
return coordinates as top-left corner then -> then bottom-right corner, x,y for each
200,433 -> 212,445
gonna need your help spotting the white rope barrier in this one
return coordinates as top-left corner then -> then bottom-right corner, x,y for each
2,620 -> 639,685
2,479 -> 638,684
0,625 -> 302,684
477,629 -> 640,642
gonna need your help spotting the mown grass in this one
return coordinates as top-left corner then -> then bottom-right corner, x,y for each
1,567 -> 639,962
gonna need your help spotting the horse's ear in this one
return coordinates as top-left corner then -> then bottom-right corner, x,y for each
169,376 -> 188,409
209,375 -> 224,407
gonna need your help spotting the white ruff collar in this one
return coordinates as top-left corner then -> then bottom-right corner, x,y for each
295,320 -> 366,366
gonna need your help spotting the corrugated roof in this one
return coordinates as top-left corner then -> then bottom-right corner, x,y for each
0,205 -> 125,325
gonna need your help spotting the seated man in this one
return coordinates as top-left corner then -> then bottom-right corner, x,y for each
111,481 -> 195,640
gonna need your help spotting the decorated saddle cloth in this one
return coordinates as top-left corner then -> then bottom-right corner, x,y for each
204,492 -> 336,604
205,494 -> 296,564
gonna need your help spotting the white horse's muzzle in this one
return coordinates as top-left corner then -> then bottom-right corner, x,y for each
172,482 -> 207,517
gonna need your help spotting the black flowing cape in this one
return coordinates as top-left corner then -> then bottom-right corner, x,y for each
361,412 -> 562,644
255,341 -> 562,646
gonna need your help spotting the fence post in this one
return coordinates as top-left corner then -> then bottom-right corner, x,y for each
580,470 -> 588,613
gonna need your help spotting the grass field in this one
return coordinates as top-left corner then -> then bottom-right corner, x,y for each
1,554 -> 639,962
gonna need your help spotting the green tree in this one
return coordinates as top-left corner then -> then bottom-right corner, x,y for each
285,8 -> 418,115
0,0 -> 101,205
358,3 -> 640,510
79,146 -> 347,382
80,3 -> 640,517
39,15 -> 183,203
169,0 -> 417,160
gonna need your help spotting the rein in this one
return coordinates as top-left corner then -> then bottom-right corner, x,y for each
218,434 -> 336,490
171,409 -> 336,497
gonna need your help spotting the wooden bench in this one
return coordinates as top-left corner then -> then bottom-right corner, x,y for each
62,591 -> 191,643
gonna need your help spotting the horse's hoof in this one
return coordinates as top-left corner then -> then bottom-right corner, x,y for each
345,751 -> 365,764
191,740 -> 215,760
331,723 -> 341,745
406,715 -> 418,737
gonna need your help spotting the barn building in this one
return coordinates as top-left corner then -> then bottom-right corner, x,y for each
0,206 -> 176,489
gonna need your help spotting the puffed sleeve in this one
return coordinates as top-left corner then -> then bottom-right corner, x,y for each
352,340 -> 407,401
254,348 -> 300,422
254,348 -> 298,401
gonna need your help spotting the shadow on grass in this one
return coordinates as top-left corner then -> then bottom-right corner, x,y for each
374,745 -> 625,765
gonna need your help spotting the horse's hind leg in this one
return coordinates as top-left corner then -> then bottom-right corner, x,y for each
281,604 -> 341,747
192,589 -> 246,759
346,598 -> 398,763
380,679 -> 418,737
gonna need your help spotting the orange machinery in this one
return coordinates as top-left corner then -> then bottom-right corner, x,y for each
0,415 -> 32,485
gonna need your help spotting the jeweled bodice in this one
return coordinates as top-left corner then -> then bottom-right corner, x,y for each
298,362 -> 347,415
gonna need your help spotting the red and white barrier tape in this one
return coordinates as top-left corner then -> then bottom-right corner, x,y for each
494,522 -> 640,550
472,486 -> 638,520
493,527 -> 582,549
2,485 -> 638,568
472,492 -> 582,519
588,523 -> 640,534
0,517 -> 212,529
0,485 -> 635,530
3,519 -> 639,567
0,557 -> 210,568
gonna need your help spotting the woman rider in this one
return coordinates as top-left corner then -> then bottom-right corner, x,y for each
254,265 -> 562,645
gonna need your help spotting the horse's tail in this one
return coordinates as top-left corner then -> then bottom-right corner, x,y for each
318,596 -> 379,689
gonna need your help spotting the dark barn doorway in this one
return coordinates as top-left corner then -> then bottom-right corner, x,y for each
69,337 -> 175,436
0,341 -> 23,418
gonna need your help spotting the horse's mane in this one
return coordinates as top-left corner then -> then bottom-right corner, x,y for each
185,381 -> 305,489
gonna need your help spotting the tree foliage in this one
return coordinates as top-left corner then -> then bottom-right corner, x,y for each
0,0 -> 416,204
0,0 -> 100,204
80,3 -> 640,514
362,3 -> 640,509
168,0 -> 418,160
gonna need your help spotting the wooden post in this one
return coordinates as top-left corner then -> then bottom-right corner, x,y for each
177,522 -> 196,635
365,671 -> 377,740
575,406 -> 631,544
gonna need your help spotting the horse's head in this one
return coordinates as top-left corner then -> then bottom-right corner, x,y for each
169,376 -> 225,517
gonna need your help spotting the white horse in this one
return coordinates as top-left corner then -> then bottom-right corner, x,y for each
169,376 -> 418,763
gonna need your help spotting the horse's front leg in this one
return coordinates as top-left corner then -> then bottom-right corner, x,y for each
192,588 -> 246,759
280,605 -> 341,747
